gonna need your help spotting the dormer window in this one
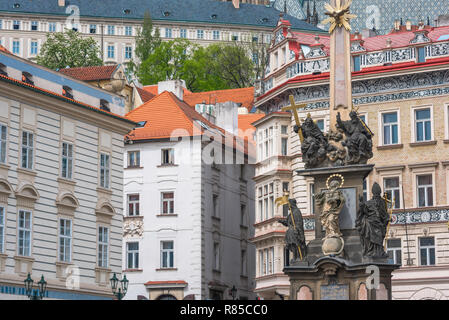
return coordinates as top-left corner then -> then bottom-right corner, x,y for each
0,63 -> 7,77
100,99 -> 110,112
22,72 -> 34,85
62,86 -> 73,99
123,9 -> 131,15
163,11 -> 171,17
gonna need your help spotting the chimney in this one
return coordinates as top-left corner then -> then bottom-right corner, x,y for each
394,19 -> 400,31
232,0 -> 240,9
158,80 -> 185,101
58,0 -> 65,7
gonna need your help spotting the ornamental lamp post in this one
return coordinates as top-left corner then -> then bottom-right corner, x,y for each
110,273 -> 128,300
24,273 -> 47,300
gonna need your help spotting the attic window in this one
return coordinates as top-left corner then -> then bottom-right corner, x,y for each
261,18 -> 269,23
123,9 -> 131,14
100,99 -> 110,112
163,11 -> 171,17
136,121 -> 146,128
211,14 -> 217,19
0,63 -> 7,77
22,72 -> 34,85
13,3 -> 20,8
62,85 -> 74,99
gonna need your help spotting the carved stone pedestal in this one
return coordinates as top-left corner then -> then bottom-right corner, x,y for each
285,256 -> 399,300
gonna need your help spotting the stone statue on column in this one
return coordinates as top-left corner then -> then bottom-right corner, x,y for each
278,197 -> 307,261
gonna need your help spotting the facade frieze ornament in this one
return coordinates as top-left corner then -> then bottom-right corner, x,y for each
123,217 -> 144,237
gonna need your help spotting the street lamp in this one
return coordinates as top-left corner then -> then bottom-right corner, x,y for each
24,273 -> 47,300
110,273 -> 128,300
230,285 -> 237,300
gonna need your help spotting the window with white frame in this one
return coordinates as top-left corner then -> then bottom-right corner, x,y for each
12,40 -> 20,55
161,148 -> 174,165
383,177 -> 401,209
98,226 -> 109,267
419,237 -> 435,266
21,131 -> 33,170
59,218 -> 72,262
161,241 -> 174,268
0,20 -> 3,30
382,112 -> 398,145
49,22 -> 56,32
259,247 -> 274,276
259,250 -> 264,276
18,210 -> 32,256
213,30 -> 220,40
257,183 -> 274,221
125,46 -> 132,60
258,126 -> 273,161
100,153 -> 110,188
0,124 -> 7,164
126,242 -> 139,269
61,142 -> 73,179
0,206 -> 4,253
414,108 -> 432,142
107,45 -> 115,59
180,29 -> 187,38
165,28 -> 172,38
283,182 -> 290,216
127,194 -> 140,216
31,21 -> 38,31
107,25 -> 115,35
417,174 -> 433,207
125,26 -> 132,36
197,29 -> 204,39
89,24 -> 97,34
213,242 -> 220,270
127,150 -> 140,167
30,41 -> 38,56
161,192 -> 174,214
13,20 -> 20,30
387,238 -> 402,265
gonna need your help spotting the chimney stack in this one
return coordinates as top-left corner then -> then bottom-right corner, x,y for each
58,0 -> 65,7
394,19 -> 400,31
158,80 -> 186,101
232,0 -> 240,9
406,20 -> 412,31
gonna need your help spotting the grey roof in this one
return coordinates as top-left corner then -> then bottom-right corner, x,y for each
0,0 -> 323,32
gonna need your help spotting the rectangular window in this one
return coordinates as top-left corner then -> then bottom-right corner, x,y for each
419,237 -> 435,266
0,207 -> 4,253
125,26 -> 133,36
12,41 -> 20,55
417,175 -> 433,207
125,46 -> 132,59
49,22 -> 56,32
415,108 -> 431,142
310,183 -> 315,214
127,194 -> 140,216
165,28 -> 172,38
417,47 -> 425,63
161,241 -> 174,268
0,20 -> 3,30
89,24 -> 97,34
362,178 -> 368,201
353,55 -> 361,71
61,142 -> 73,179
18,210 -> 32,256
382,112 -> 398,145
384,177 -> 400,209
213,30 -> 220,40
197,30 -> 204,39
31,21 -> 38,31
240,204 -> 246,225
284,247 -> 290,267
241,249 -> 246,275
281,125 -> 288,135
161,148 -> 174,165
98,226 -> 109,267
126,242 -> 139,269
252,52 -> 259,64
59,218 -> 72,262
107,25 -> 115,35
13,20 -> 20,30
232,34 -> 239,41
316,119 -> 325,132
0,124 -> 7,164
387,239 -> 402,265
100,153 -> 110,189
180,29 -> 187,38
214,242 -> 220,270
161,192 -> 174,214
30,41 -> 38,56
127,150 -> 140,167
259,250 -> 264,276
281,137 -> 288,156
107,45 -> 115,59
21,131 -> 33,169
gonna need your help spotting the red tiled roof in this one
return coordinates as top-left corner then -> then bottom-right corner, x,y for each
136,87 -> 155,103
58,65 -> 118,81
0,45 -> 11,54
184,87 -> 255,112
0,73 -> 134,124
144,280 -> 187,286
238,113 -> 264,140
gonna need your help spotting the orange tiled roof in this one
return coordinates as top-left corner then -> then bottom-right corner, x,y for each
0,45 -> 11,54
184,87 -> 255,112
143,84 -> 192,96
238,113 -> 264,140
125,91 -> 249,155
58,65 -> 118,81
136,87 -> 155,103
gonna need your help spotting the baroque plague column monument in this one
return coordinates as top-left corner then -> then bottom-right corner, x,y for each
281,0 -> 399,300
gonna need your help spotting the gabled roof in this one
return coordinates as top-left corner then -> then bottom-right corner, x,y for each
0,0 -> 322,32
184,87 -> 255,112
136,87 -> 155,103
58,65 -> 119,81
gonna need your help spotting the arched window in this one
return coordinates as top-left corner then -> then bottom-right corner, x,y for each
156,294 -> 177,300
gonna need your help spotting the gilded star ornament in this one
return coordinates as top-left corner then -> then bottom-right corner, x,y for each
321,0 -> 357,34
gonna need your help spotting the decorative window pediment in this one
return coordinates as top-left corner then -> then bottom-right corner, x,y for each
95,201 -> 116,223
410,30 -> 430,44
15,183 -> 39,208
56,191 -> 79,216
0,178 -> 13,203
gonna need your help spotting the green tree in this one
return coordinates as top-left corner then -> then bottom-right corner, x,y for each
36,29 -> 102,70
128,10 -> 161,76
